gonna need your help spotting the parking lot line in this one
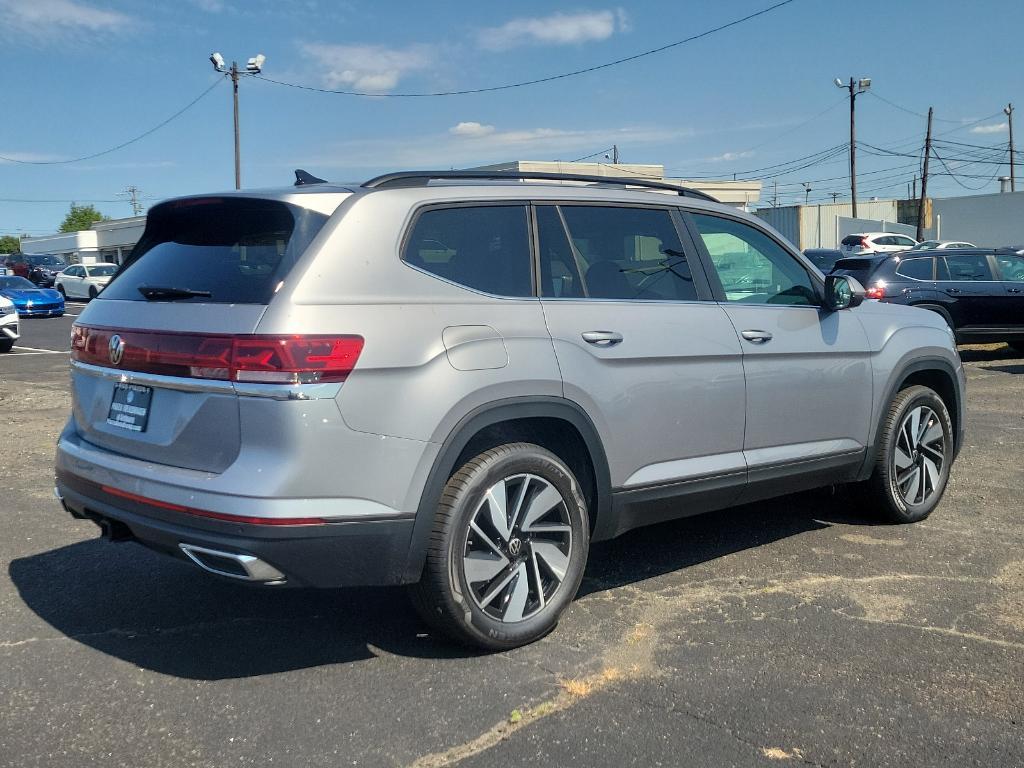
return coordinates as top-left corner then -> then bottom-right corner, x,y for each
10,346 -> 69,354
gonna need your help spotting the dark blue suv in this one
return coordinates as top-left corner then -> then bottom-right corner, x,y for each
832,248 -> 1024,350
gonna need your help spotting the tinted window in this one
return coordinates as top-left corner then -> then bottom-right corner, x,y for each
554,206 -> 697,301
874,236 -> 893,246
65,266 -> 82,277
0,276 -> 35,289
88,265 -> 117,277
895,257 -> 933,280
692,214 -> 817,306
403,206 -> 532,297
102,198 -> 328,304
841,235 -> 863,246
892,235 -> 916,247
995,253 -> 1024,281
943,254 -> 993,281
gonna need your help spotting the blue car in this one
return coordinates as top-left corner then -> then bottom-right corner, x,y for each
0,275 -> 65,317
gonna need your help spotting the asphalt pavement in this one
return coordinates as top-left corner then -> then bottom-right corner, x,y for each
1,315 -> 1022,768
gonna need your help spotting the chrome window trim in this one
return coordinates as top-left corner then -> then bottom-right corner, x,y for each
70,360 -> 342,400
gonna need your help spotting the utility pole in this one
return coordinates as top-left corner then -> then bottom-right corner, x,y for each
1005,103 -> 1015,192
916,107 -> 933,242
835,76 -> 871,218
210,52 -> 266,190
830,192 -> 839,203
912,175 -> 917,199
611,144 -> 620,164
803,182 -> 812,204
121,185 -> 143,216
772,179 -> 778,207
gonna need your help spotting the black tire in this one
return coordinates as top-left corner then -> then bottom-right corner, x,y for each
88,285 -> 98,300
56,284 -> 66,298
410,442 -> 590,650
0,338 -> 13,353
861,385 -> 954,523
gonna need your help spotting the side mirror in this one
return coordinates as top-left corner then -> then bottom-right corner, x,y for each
824,274 -> 866,311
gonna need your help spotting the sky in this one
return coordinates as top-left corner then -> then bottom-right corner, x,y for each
2,0 -> 1022,237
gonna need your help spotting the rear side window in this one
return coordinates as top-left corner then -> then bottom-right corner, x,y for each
895,257 -> 933,280
943,254 -> 993,281
403,205 -> 532,297
995,253 -> 1024,281
101,198 -> 328,304
553,205 -> 697,301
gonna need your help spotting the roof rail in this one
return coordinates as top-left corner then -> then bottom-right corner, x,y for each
360,170 -> 719,203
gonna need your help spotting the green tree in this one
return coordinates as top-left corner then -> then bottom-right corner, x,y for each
59,203 -> 109,233
0,234 -> 20,254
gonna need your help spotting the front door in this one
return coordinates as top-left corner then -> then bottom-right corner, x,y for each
992,251 -> 1024,332
535,203 -> 747,496
687,212 -> 873,487
937,252 -> 1001,331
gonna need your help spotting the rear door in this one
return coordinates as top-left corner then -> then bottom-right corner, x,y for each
937,253 -> 1000,329
687,211 -> 873,484
992,251 -> 1024,331
70,196 -> 332,472
892,255 -> 938,305
537,203 -> 747,496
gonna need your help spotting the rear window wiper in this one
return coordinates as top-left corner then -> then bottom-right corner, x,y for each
138,285 -> 213,301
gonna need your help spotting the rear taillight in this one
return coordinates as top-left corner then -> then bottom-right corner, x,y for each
865,284 -> 886,300
860,237 -> 869,248
71,326 -> 363,384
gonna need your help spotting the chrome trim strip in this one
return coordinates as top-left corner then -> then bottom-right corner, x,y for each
232,381 -> 342,401
71,360 -> 235,393
70,359 -> 342,400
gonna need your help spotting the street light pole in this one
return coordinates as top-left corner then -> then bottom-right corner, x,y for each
210,52 -> 266,190
231,61 -> 241,190
1006,103 -> 1015,192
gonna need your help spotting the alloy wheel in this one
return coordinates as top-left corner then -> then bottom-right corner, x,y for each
893,405 -> 945,506
461,473 -> 572,623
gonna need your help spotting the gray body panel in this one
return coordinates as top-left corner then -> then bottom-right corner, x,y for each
55,179 -> 966,587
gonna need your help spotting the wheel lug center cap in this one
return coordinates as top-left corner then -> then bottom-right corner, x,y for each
508,537 -> 523,557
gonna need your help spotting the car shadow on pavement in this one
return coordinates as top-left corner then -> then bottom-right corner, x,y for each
10,488 -> 873,680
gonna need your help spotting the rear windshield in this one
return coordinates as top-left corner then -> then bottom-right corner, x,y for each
101,198 -> 328,303
831,257 -> 886,281
841,235 -> 864,246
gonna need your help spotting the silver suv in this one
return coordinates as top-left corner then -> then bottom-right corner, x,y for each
55,171 -> 965,649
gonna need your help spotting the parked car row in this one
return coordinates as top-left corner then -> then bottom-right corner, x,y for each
0,295 -> 20,352
2,253 -> 117,296
0,275 -> 66,319
831,248 -> 1024,350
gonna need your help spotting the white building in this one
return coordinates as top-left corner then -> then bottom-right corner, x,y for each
469,160 -> 762,208
20,215 -> 146,265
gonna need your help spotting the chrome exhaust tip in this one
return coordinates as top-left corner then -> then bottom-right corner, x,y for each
178,543 -> 286,584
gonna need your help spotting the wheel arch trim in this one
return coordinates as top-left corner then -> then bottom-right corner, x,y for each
860,356 -> 964,479
401,396 -> 612,582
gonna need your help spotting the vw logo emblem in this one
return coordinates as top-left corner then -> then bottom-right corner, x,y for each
108,334 -> 125,366
508,538 -> 522,557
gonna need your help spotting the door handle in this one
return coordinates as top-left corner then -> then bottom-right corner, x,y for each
581,330 -> 623,346
740,330 -> 773,344
946,287 -> 961,294
1008,287 -> 1023,294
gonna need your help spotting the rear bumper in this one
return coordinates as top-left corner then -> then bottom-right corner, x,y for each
56,470 -> 416,588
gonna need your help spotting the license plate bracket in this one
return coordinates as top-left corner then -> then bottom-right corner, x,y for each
106,383 -> 152,433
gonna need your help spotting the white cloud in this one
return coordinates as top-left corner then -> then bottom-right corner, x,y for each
970,122 -> 1008,135
450,122 -> 496,138
0,0 -> 132,40
702,150 -> 754,163
478,8 -> 627,51
299,124 -> 691,170
301,42 -> 432,94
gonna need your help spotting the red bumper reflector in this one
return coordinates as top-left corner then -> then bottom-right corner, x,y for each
100,485 -> 327,526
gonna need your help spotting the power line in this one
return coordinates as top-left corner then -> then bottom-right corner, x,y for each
866,91 -> 964,123
253,0 -> 799,98
0,79 -> 223,165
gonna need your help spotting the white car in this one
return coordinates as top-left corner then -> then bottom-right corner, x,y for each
0,295 -> 19,352
839,232 -> 918,256
908,240 -> 976,251
55,262 -> 118,300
